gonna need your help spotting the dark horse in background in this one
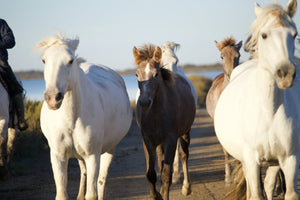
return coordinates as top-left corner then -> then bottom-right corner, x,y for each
133,44 -> 196,200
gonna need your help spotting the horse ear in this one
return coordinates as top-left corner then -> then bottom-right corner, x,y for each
215,40 -> 222,51
133,46 -> 141,64
235,40 -> 243,51
153,46 -> 162,63
285,0 -> 297,17
254,2 -> 263,16
66,37 -> 79,52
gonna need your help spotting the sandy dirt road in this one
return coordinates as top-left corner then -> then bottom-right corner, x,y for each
0,109 -> 298,200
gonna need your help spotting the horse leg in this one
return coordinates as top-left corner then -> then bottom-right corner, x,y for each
222,147 -> 232,186
172,140 -> 181,184
264,166 -> 280,200
0,119 -> 9,181
160,138 -> 177,200
243,158 -> 264,200
156,144 -> 164,174
6,128 -> 17,166
50,151 -> 69,200
85,154 -> 100,200
279,155 -> 299,200
98,149 -> 115,200
77,159 -> 86,200
143,141 -> 159,200
179,131 -> 191,196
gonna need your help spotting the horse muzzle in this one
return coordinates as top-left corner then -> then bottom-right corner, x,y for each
275,63 -> 296,89
44,91 -> 64,110
138,96 -> 153,109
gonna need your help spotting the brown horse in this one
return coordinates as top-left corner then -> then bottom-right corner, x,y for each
133,44 -> 196,200
206,37 -> 242,185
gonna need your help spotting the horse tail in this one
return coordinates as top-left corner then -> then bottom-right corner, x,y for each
221,162 -> 246,200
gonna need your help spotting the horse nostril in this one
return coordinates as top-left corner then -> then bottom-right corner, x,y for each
277,69 -> 287,79
55,92 -> 63,101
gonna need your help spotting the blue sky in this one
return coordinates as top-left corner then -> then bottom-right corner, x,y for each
2,0 -> 300,71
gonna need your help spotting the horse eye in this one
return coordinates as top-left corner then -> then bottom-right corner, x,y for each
42,59 -> 45,64
220,56 -> 223,60
262,33 -> 267,39
68,59 -> 74,65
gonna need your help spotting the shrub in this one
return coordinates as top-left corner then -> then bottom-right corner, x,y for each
187,75 -> 212,108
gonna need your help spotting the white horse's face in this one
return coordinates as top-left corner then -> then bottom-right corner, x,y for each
42,45 -> 75,110
160,51 -> 178,72
258,24 -> 297,89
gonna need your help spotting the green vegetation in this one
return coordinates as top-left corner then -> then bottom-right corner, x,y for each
187,75 -> 212,108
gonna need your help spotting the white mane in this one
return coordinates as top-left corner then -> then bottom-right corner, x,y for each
244,3 -> 297,58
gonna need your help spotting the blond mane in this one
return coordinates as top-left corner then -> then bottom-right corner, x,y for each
244,3 -> 297,58
216,36 -> 237,50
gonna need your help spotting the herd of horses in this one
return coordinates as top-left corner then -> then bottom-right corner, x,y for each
0,0 -> 299,200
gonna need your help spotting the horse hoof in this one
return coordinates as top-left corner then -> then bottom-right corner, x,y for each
182,185 -> 191,196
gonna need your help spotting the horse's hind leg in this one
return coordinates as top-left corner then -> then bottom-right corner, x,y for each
77,159 -> 86,200
143,141 -> 159,200
264,166 -> 280,200
172,140 -> 181,184
98,149 -> 115,200
222,147 -> 232,186
179,131 -> 191,196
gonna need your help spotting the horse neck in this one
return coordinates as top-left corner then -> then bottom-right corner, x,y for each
256,63 -> 284,113
61,67 -> 89,118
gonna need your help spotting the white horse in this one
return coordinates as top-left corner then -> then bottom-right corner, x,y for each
215,0 -> 299,200
0,80 -> 19,181
36,34 -> 132,200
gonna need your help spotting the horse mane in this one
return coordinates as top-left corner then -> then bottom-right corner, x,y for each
35,33 -> 80,55
244,3 -> 296,58
215,36 -> 237,51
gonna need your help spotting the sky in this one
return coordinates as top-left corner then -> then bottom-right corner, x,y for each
1,0 -> 300,71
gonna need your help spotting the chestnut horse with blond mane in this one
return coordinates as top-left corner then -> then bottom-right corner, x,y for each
133,44 -> 195,200
206,36 -> 242,186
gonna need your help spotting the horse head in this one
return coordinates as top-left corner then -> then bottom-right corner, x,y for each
245,0 -> 297,89
133,44 -> 174,109
160,42 -> 180,72
36,34 -> 84,110
215,37 -> 242,80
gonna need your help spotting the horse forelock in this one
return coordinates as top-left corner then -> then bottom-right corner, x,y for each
36,34 -> 79,56
134,44 -> 157,65
217,36 -> 237,50
245,3 -> 296,57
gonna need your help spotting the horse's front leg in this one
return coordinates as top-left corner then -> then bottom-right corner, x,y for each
143,140 -> 159,200
6,128 -> 17,166
279,155 -> 299,200
160,137 -> 177,200
50,151 -> 69,200
85,154 -> 100,200
77,159 -> 86,200
98,149 -> 115,200
243,157 -> 264,200
0,119 -> 9,181
222,146 -> 232,186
